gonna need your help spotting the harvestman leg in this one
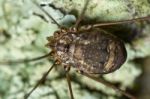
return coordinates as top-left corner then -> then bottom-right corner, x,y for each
0,53 -> 50,65
81,16 -> 150,29
73,0 -> 150,30
31,0 -> 62,28
74,0 -> 90,29
62,1 -> 90,98
24,63 -> 55,99
30,1 -> 75,99
80,72 -> 137,99
23,1 -> 64,98
66,71 -> 74,99
32,3 -> 64,24
0,51 -> 55,99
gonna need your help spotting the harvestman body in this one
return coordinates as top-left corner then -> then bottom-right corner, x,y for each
0,0 -> 150,99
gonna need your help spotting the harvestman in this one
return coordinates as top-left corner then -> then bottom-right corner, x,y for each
0,0 -> 150,99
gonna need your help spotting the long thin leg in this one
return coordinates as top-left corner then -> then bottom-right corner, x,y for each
0,53 -> 50,65
66,72 -> 74,99
74,0 -> 90,28
24,64 -> 55,99
88,16 -> 150,27
81,72 -> 137,99
31,0 -> 62,28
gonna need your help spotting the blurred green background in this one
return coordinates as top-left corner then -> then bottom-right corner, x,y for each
0,0 -> 150,99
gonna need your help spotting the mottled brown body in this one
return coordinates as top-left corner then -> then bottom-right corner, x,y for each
47,28 -> 127,74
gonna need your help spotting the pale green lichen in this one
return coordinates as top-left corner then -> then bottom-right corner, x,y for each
0,0 -> 150,99
51,0 -> 150,21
